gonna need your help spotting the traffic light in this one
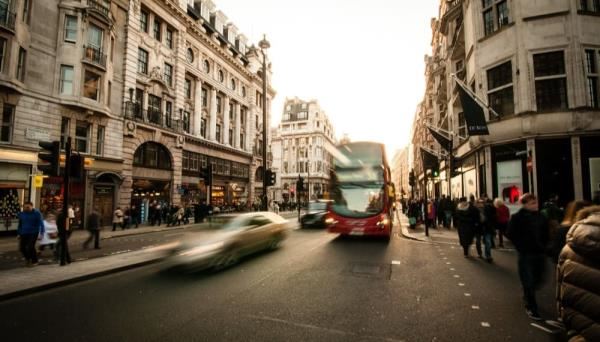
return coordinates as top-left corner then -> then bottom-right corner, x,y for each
296,176 -> 305,192
69,154 -> 84,180
266,169 -> 276,186
431,163 -> 440,178
409,170 -> 416,187
38,141 -> 60,176
200,164 -> 213,185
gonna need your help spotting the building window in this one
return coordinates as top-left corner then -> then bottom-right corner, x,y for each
140,10 -> 148,32
110,37 -> 114,62
184,78 -> 192,99
96,125 -> 105,155
60,65 -> 74,95
229,102 -> 234,120
133,142 -> 172,169
201,88 -> 208,107
147,95 -> 161,125
83,70 -> 100,100
75,121 -> 90,153
580,0 -> 600,12
201,118 -> 206,137
230,78 -> 236,90
584,49 -> 599,108
218,70 -> 224,82
241,86 -> 246,97
228,129 -> 233,145
486,60 -> 513,116
137,48 -> 148,74
16,47 -> 26,82
107,81 -> 111,105
183,111 -> 190,133
534,51 -> 568,112
22,0 -> 30,24
216,96 -> 222,113
0,38 -> 5,73
203,59 -> 210,73
216,124 -> 221,143
164,63 -> 173,86
0,104 -> 14,143
88,24 -> 103,50
65,15 -> 77,42
186,48 -> 194,63
240,133 -> 245,149
165,101 -> 172,127
60,117 -> 70,150
153,18 -> 161,41
241,108 -> 246,124
166,28 -> 173,49
482,0 -> 510,37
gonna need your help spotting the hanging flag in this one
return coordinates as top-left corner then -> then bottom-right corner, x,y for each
456,80 -> 489,135
34,175 -> 44,188
420,147 -> 438,169
427,126 -> 452,152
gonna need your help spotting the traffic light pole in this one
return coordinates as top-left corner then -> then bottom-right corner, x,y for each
424,170 -> 429,237
60,137 -> 72,265
297,175 -> 301,222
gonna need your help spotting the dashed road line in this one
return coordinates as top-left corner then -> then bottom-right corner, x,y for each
471,305 -> 480,310
481,322 -> 491,328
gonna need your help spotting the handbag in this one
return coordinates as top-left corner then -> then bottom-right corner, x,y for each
409,217 -> 417,225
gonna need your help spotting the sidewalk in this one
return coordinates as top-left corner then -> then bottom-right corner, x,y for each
0,211 -> 300,301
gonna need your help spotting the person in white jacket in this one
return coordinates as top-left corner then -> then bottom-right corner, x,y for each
38,212 -> 58,256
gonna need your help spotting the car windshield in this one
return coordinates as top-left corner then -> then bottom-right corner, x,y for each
308,202 -> 327,212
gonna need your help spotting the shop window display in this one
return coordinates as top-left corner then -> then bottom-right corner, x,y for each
0,189 -> 22,231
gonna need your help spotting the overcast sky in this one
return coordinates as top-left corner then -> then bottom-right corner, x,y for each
216,0 -> 440,156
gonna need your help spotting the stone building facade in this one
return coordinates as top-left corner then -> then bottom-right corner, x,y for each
271,97 -> 336,204
391,147 -> 410,199
0,0 -> 274,229
412,0 -> 600,210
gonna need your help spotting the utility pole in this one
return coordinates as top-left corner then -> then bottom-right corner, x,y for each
424,170 -> 429,237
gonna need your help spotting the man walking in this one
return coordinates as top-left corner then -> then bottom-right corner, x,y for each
56,209 -> 71,266
83,207 -> 101,249
506,193 -> 549,321
17,201 -> 45,266
453,197 -> 480,257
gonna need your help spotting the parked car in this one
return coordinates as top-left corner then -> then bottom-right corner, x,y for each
300,201 -> 330,228
164,212 -> 289,272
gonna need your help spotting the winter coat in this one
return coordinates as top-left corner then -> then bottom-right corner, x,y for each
505,208 -> 549,255
113,209 -> 124,224
17,209 -> 45,235
557,206 -> 600,342
496,205 -> 510,225
454,201 -> 480,246
482,202 -> 497,234
39,220 -> 58,246
87,212 -> 101,231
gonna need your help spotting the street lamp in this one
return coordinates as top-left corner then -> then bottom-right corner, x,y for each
259,34 -> 270,211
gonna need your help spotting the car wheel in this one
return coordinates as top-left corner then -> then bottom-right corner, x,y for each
213,250 -> 238,271
268,235 -> 282,250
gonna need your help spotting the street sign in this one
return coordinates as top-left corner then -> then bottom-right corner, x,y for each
33,175 -> 44,188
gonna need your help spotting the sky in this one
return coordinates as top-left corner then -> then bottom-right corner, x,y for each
216,0 -> 440,157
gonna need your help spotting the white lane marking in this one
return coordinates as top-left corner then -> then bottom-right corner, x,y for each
481,322 -> 491,328
391,260 -> 401,265
458,283 -> 465,286
530,323 -> 555,333
472,305 -> 480,310
464,293 -> 471,297
450,246 -> 455,249
446,262 -> 451,265
450,268 -> 455,271
443,257 -> 448,260
453,275 -> 460,278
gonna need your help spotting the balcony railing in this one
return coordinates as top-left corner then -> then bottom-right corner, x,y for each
87,0 -> 110,18
124,102 -> 183,133
0,6 -> 16,31
83,46 -> 107,68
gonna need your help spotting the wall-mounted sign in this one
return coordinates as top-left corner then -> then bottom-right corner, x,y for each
25,128 -> 50,141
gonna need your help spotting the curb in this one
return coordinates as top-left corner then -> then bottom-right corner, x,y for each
0,257 -> 162,302
399,226 -> 430,242
101,225 -> 187,240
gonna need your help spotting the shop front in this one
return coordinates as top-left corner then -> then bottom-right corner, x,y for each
40,173 -> 86,229
491,142 -> 528,213
0,162 -> 32,232
131,178 -> 171,223
579,135 -> 600,201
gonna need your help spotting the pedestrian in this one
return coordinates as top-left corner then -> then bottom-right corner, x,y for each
481,195 -> 496,262
68,204 -> 75,230
453,197 -> 480,258
548,200 -> 590,264
494,198 -> 510,248
17,201 -> 45,266
38,211 -> 58,256
130,205 -> 140,228
556,205 -> 600,342
123,206 -> 131,229
426,199 -> 436,229
112,207 -> 123,231
176,206 -> 184,226
56,209 -> 71,266
505,193 -> 549,321
274,201 -> 280,215
83,207 -> 102,249
436,196 -> 445,228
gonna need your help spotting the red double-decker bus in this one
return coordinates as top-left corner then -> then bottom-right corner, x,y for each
326,142 -> 395,241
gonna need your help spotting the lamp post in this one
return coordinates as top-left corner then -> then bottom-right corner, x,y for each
259,35 -> 270,211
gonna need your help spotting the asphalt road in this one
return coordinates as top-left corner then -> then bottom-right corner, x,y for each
0,224 -> 564,341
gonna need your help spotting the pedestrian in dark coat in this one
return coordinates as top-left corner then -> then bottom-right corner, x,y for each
549,200 -> 590,264
556,205 -> 600,342
494,198 -> 510,248
481,196 -> 497,261
83,207 -> 101,249
17,201 -> 44,266
505,193 -> 549,321
453,197 -> 480,257
56,210 -> 71,266
130,205 -> 140,228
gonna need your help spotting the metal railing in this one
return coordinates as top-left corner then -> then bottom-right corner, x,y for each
124,102 -> 184,133
87,0 -> 110,17
0,6 -> 16,31
83,46 -> 107,68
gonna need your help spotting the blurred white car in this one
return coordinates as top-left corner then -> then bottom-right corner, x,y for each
164,212 -> 289,272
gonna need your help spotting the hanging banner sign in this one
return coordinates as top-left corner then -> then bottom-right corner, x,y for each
34,175 -> 44,188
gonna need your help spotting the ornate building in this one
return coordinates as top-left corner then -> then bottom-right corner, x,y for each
412,0 -> 600,210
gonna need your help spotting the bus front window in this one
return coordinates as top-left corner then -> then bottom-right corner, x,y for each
332,184 -> 385,218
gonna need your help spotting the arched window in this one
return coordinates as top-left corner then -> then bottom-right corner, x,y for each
230,78 -> 236,90
133,142 -> 172,170
241,86 -> 246,97
186,48 -> 194,63
203,59 -> 210,73
218,70 -> 224,82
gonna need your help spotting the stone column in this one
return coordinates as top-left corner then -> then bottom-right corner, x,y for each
234,103 -> 241,149
223,97 -> 230,146
143,89 -> 149,121
209,89 -> 217,141
193,79 -> 202,136
245,109 -> 252,152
